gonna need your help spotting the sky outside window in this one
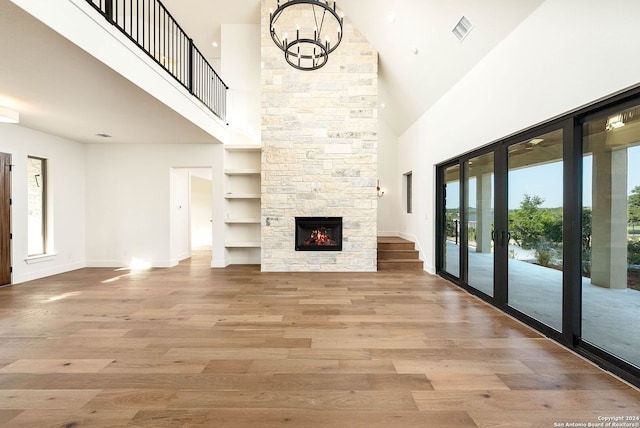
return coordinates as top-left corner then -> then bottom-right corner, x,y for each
448,146 -> 640,210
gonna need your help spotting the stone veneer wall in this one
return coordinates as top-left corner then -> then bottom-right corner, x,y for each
260,0 -> 378,271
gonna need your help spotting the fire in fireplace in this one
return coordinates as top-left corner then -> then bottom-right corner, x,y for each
295,217 -> 342,251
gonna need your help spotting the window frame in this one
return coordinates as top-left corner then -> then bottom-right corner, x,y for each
27,156 -> 47,257
404,171 -> 412,214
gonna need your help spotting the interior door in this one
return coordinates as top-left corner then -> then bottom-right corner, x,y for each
0,152 -> 11,286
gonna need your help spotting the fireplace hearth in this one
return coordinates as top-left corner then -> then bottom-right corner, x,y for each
295,217 -> 342,251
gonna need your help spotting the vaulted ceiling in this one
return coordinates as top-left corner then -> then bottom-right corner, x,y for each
0,0 -> 545,143
163,0 -> 545,134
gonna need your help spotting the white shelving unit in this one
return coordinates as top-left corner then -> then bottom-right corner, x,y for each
223,145 -> 261,264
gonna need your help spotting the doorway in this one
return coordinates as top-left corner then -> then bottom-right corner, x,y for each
190,170 -> 213,253
170,167 -> 213,265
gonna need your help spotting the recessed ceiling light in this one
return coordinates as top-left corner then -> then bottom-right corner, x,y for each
412,47 -> 419,55
606,115 -> 625,131
211,41 -> 219,48
381,103 -> 386,109
388,13 -> 396,24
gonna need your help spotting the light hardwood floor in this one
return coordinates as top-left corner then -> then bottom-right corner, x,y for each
0,253 -> 638,427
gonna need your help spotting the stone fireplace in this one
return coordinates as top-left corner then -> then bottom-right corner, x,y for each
260,0 -> 378,272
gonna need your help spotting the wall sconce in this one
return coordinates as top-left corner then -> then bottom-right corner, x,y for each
0,106 -> 19,124
377,180 -> 385,197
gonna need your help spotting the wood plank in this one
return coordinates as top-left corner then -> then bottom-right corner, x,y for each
0,359 -> 113,374
128,409 -> 478,428
0,390 -> 101,410
3,409 -> 136,428
167,390 -> 419,411
468,410 -> 624,428
412,389 -> 640,411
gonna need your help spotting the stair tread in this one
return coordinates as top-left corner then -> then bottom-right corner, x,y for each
377,237 -> 414,244
378,252 -> 419,260
378,244 -> 415,249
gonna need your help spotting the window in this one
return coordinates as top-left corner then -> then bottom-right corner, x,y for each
404,171 -> 412,213
27,156 -> 46,256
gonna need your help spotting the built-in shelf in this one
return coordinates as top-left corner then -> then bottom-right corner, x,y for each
224,193 -> 260,199
224,145 -> 262,152
224,169 -> 260,175
225,241 -> 261,248
224,144 -> 261,264
225,218 -> 261,224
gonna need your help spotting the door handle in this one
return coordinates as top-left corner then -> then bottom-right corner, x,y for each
500,231 -> 512,247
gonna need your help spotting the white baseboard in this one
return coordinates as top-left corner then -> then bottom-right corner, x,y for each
376,230 -> 401,237
211,259 -> 229,268
12,261 -> 86,285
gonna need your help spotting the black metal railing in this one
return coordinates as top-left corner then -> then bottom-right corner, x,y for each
86,0 -> 227,122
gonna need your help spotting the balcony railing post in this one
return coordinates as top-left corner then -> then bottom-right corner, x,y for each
105,0 -> 114,24
188,37 -> 194,94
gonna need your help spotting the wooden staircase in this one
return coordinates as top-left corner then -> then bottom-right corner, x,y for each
377,237 -> 423,271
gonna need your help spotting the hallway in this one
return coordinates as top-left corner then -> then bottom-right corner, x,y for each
0,253 -> 637,427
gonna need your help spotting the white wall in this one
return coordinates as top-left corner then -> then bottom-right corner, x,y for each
398,0 -> 640,273
190,174 -> 213,248
0,124 -> 86,283
221,24 -> 261,142
377,119 -> 401,235
85,143 -> 215,268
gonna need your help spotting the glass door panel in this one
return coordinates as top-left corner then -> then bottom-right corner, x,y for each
582,104 -> 640,368
465,153 -> 494,296
443,164 -> 460,277
507,129 -> 564,331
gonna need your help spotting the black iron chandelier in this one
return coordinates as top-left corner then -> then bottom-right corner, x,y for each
269,0 -> 344,71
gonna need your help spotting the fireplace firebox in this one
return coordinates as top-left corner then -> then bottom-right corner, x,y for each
295,217 -> 342,251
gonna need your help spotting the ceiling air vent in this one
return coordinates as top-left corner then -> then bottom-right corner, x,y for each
452,16 -> 473,42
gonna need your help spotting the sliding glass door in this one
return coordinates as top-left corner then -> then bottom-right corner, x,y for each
437,87 -> 640,387
506,129 -> 564,331
582,103 -> 640,368
443,164 -> 461,278
464,153 -> 495,297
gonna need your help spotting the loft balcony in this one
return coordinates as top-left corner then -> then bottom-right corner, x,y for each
85,0 -> 227,122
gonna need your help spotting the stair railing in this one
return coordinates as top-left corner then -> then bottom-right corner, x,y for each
85,0 -> 227,122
